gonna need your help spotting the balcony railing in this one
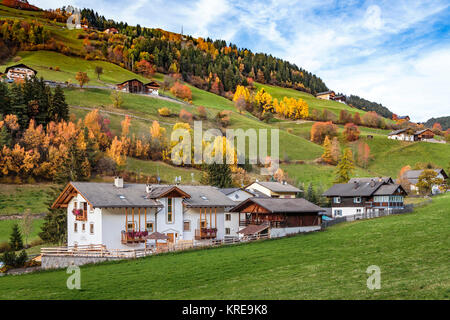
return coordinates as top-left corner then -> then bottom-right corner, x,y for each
195,228 -> 217,240
121,231 -> 149,244
73,209 -> 87,221
239,220 -> 286,228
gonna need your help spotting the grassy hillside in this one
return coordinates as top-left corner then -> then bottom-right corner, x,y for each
256,83 -> 362,118
1,193 -> 448,299
0,51 -> 150,87
0,218 -> 44,243
0,184 -> 55,215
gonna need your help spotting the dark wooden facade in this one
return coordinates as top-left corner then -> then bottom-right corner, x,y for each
117,79 -> 145,93
238,202 -> 322,228
415,129 -> 434,141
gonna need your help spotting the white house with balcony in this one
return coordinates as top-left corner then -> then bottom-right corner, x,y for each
52,177 -> 238,250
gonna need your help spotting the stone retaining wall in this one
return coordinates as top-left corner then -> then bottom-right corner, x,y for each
42,255 -> 123,270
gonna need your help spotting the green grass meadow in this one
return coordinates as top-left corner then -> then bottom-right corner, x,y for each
0,184 -> 55,215
0,193 -> 448,299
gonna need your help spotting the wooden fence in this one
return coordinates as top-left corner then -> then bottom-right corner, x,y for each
41,234 -> 271,260
321,204 -> 415,228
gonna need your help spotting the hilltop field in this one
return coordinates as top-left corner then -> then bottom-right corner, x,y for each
0,193 -> 448,300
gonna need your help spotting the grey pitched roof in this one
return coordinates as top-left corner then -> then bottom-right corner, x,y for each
349,177 -> 393,184
71,182 -> 163,208
323,181 -> 385,197
388,128 -> 407,136
373,184 -> 406,195
148,184 -> 236,207
246,189 -> 270,198
405,169 -> 447,182
178,185 -> 237,208
230,198 -> 325,214
315,90 -> 335,96
219,188 -> 241,195
250,181 -> 302,193
5,64 -> 38,75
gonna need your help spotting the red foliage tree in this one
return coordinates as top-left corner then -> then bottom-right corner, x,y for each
344,123 -> 360,142
310,121 -> 338,144
170,82 -> 192,101
136,59 -> 155,77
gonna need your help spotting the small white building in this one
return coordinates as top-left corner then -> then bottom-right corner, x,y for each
52,178 -> 238,250
245,181 -> 301,199
5,64 -> 37,82
404,169 -> 448,194
388,128 -> 435,142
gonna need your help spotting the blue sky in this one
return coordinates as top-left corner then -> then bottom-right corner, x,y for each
34,0 -> 450,121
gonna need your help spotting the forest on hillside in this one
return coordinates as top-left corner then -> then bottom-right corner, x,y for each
345,95 -> 393,119
0,3 -> 397,118
425,116 -> 450,131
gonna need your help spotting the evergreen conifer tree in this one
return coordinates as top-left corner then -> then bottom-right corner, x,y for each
206,163 -> 233,188
39,186 -> 67,244
9,223 -> 23,251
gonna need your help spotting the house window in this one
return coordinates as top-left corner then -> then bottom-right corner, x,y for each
146,222 -> 154,232
333,197 -> 341,204
74,223 -> 78,233
167,198 -> 173,223
356,209 -> 362,213
225,214 -> 231,221
90,223 -> 94,234
184,221 -> 191,231
74,201 -> 78,209
334,210 -> 343,217
127,221 -> 136,232
354,197 -> 362,203
225,228 -> 231,235
82,223 -> 86,232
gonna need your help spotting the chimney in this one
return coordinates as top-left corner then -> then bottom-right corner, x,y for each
353,181 -> 359,189
114,176 -> 123,188
370,180 -> 376,187
146,184 -> 153,194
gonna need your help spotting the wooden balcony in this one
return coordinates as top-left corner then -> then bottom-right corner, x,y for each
195,228 -> 217,240
240,219 -> 286,228
121,231 -> 149,244
73,209 -> 88,221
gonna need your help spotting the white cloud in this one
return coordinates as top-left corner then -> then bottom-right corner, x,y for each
363,5 -> 384,30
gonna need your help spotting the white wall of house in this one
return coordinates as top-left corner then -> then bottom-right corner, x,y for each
66,195 -> 239,249
67,195 -> 102,247
156,197 -> 184,242
388,134 -> 414,141
7,68 -> 35,80
183,207 -> 230,241
331,207 -> 365,218
223,212 -> 240,238
270,226 -> 321,238
246,183 -> 273,197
